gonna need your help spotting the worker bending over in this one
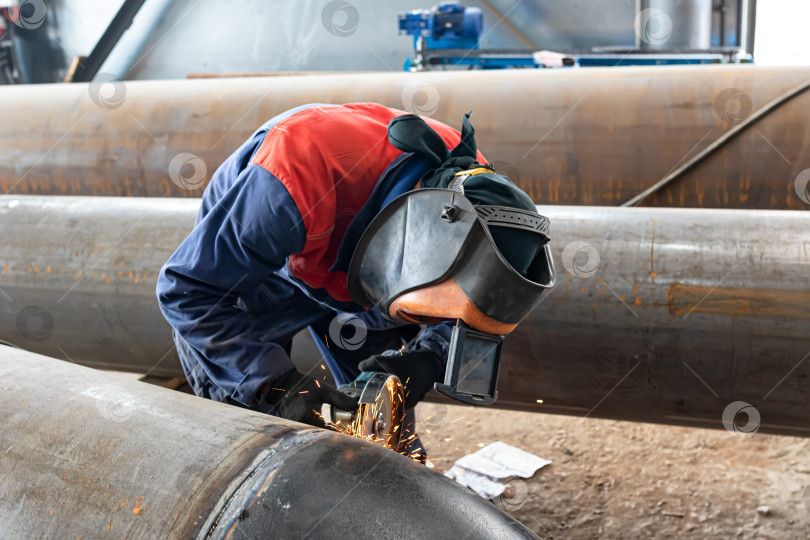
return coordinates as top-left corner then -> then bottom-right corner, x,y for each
157,103 -> 553,456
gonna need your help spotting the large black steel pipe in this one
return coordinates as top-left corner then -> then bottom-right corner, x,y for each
0,195 -> 808,435
0,347 -> 537,539
2,66 -> 810,209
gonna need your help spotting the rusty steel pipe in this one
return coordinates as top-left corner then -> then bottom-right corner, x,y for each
503,204 -> 810,436
1,195 -> 809,435
2,66 -> 810,209
0,347 -> 537,539
0,196 -> 193,376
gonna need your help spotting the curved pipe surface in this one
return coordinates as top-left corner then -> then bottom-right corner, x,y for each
1,66 -> 810,209
0,347 -> 538,539
0,196 -> 808,434
503,204 -> 810,435
0,196 -> 194,375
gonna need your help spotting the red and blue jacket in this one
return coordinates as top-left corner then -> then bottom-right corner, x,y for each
157,103 -> 485,407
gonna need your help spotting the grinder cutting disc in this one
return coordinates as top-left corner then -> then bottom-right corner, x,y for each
354,372 -> 405,449
333,371 -> 405,450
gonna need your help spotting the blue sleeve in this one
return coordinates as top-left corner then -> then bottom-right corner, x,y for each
413,321 -> 453,365
156,164 -> 306,407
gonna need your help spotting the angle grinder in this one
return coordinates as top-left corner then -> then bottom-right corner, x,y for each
327,371 -> 405,450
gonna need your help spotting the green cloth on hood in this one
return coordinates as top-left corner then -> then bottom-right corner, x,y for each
387,112 -> 543,275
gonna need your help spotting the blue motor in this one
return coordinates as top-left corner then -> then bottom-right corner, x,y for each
398,2 -> 483,50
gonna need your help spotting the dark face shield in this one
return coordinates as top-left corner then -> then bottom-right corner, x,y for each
348,188 -> 555,405
348,188 -> 554,330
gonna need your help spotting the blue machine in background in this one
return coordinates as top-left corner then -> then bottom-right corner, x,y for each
398,2 -> 483,51
398,2 -> 748,71
399,2 -> 484,49
398,2 -> 545,70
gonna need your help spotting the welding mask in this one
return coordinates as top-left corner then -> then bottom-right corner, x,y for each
347,179 -> 555,405
348,110 -> 556,405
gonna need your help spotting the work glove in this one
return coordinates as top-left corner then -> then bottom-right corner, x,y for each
358,348 -> 444,409
258,369 -> 359,428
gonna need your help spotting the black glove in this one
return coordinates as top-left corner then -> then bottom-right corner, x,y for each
258,369 -> 359,428
358,348 -> 444,409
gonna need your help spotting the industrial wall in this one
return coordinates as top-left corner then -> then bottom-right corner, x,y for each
43,0 -> 650,80
19,0 -> 756,83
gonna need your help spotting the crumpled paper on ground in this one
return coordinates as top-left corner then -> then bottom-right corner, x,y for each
445,441 -> 551,499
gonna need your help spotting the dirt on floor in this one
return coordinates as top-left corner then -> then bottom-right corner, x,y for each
415,403 -> 810,539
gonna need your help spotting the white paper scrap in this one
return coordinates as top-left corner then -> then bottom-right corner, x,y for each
454,441 -> 551,479
445,465 -> 506,500
445,441 -> 551,500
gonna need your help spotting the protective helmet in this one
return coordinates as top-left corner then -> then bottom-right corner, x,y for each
348,180 -> 554,336
347,113 -> 555,336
